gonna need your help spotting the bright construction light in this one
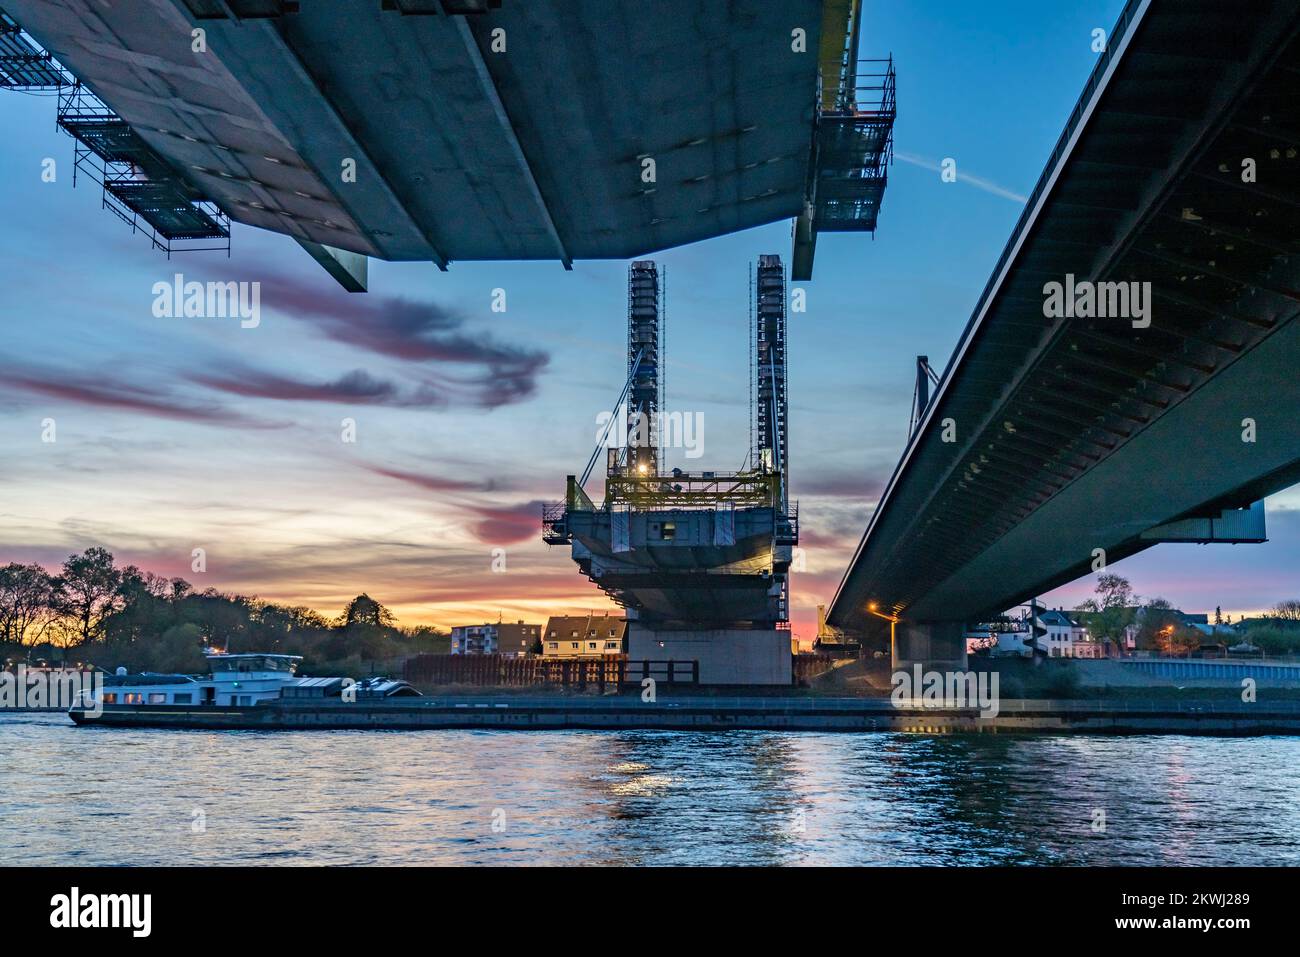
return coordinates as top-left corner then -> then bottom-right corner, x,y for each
637,463 -> 648,474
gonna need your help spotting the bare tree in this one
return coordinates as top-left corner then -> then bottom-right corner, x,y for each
0,562 -> 57,650
1271,600 -> 1300,621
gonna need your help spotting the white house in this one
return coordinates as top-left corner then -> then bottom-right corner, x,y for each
1038,609 -> 1101,658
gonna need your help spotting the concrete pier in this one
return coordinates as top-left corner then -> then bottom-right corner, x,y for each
893,620 -> 968,674
627,625 -> 792,686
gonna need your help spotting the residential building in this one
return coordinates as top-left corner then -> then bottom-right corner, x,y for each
542,613 -> 627,657
1038,609 -> 1102,658
1117,607 -> 1239,654
449,621 -> 541,656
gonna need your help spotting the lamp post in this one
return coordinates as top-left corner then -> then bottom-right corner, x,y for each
867,602 -> 900,662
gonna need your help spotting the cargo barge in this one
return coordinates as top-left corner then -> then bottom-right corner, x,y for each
68,692 -> 1300,735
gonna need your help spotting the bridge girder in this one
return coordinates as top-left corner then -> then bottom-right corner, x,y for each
830,0 -> 1300,641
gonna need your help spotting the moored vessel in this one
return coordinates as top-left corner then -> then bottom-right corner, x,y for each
69,652 -> 418,726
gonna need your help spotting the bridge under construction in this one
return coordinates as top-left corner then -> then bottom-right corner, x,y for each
0,1 -> 896,287
544,256 -> 798,685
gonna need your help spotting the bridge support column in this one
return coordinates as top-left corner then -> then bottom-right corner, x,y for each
893,621 -> 967,674
628,624 -> 792,686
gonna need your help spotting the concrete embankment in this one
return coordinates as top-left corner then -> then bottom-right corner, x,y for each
65,695 -> 1300,735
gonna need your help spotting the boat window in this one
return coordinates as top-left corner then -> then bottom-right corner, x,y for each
148,693 -> 167,704
102,693 -> 117,704
124,693 -> 143,704
173,693 -> 192,704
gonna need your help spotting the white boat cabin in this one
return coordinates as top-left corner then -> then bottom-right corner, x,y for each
93,653 -> 418,708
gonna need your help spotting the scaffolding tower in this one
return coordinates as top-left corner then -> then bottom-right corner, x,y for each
754,254 -> 788,508
626,260 -> 662,474
1,8 -> 230,256
813,56 -> 896,233
0,9 -> 66,88
57,83 -> 230,256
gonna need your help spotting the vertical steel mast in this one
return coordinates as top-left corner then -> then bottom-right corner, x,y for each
754,254 -> 788,507
627,261 -> 661,474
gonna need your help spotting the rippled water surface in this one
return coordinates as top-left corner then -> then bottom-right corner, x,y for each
2,713 -> 1297,865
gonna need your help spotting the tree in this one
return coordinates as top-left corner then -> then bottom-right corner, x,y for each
1134,598 -> 1182,650
1271,600 -> 1300,621
1075,573 -> 1136,646
52,547 -> 123,646
1154,623 -> 1200,658
0,562 -> 57,651
341,594 -> 395,630
179,589 -> 251,652
103,565 -> 177,646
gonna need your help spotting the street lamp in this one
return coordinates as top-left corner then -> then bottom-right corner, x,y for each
867,602 -> 900,659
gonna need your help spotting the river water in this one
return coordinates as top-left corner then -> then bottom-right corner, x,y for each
1,713 -> 1296,866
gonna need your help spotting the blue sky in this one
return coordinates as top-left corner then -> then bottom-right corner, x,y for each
2,0 -> 1296,637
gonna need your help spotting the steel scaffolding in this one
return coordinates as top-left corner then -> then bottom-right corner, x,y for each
754,254 -> 788,507
626,260 -> 661,475
813,57 -> 896,233
56,83 -> 230,256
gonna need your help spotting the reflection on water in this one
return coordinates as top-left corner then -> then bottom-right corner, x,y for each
1,713 -> 1296,865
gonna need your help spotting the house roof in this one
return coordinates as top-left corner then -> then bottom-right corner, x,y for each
1038,609 -> 1081,627
544,613 -> 627,640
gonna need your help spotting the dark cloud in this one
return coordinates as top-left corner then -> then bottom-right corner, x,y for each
0,362 -> 265,428
264,275 -> 549,408
467,500 -> 547,545
192,367 -> 443,408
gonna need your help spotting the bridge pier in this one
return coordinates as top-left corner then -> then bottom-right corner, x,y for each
627,624 -> 792,686
893,621 -> 967,675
